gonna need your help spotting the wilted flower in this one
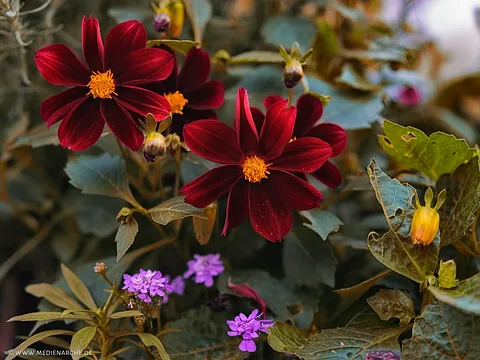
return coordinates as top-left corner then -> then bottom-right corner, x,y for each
411,188 -> 446,246
183,253 -> 224,287
35,17 -> 174,151
94,262 -> 107,273
152,12 -> 171,33
227,309 -> 274,353
181,88 -> 332,242
123,269 -> 173,304
365,350 -> 401,360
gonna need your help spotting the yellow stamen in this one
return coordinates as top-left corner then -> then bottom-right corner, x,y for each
242,155 -> 270,183
87,70 -> 117,99
289,136 -> 297,143
164,91 -> 188,114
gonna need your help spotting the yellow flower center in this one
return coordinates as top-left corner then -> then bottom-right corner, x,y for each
289,136 -> 297,143
87,70 -> 117,99
164,91 -> 188,114
242,155 -> 270,183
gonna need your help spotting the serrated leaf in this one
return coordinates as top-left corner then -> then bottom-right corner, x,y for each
428,273 -> 480,315
115,216 -> 139,262
367,159 -> 439,283
65,154 -> 134,203
437,157 -> 480,246
267,322 -> 307,354
61,264 -> 97,311
137,333 -> 171,360
25,284 -> 83,310
71,326 -> 96,360
146,39 -> 199,54
108,310 -> 143,319
149,196 -> 205,225
6,330 -> 74,360
367,289 -> 416,326
402,301 -> 480,359
229,51 -> 284,64
379,120 -> 474,180
438,260 -> 459,289
300,209 -> 343,240
261,16 -> 316,53
7,312 -> 91,322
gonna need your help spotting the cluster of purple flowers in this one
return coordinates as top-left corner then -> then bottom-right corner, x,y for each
122,269 -> 173,303
227,309 -> 274,352
183,253 -> 224,287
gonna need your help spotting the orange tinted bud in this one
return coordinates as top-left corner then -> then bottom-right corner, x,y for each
411,206 -> 439,246
193,201 -> 217,245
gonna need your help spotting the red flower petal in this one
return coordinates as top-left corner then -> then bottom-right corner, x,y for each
250,107 -> 265,133
178,47 -> 210,93
116,86 -> 170,120
270,171 -> 323,210
40,87 -> 88,127
307,123 -> 347,157
222,178 -> 249,235
248,180 -> 292,242
263,94 -> 283,110
82,16 -> 104,71
235,88 -> 258,155
185,81 -> 224,109
104,20 -> 147,69
183,120 -> 244,164
312,161 -> 343,188
170,108 -> 217,136
112,48 -> 174,86
181,165 -> 242,208
258,100 -> 294,159
35,44 -> 90,86
57,99 -> 104,150
270,137 -> 332,173
100,100 -> 144,150
149,45 -> 178,94
228,279 -> 268,316
294,93 -> 323,137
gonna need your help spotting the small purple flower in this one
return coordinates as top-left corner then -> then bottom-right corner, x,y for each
183,253 -> 224,287
123,269 -> 173,304
170,275 -> 185,295
226,309 -> 274,353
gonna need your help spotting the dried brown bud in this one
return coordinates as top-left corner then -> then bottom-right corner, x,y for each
116,207 -> 134,224
94,262 -> 107,274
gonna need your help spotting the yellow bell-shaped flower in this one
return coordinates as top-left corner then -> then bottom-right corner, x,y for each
411,187 -> 446,246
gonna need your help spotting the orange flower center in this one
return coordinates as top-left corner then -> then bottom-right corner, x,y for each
242,155 -> 270,183
164,91 -> 188,114
87,70 -> 117,99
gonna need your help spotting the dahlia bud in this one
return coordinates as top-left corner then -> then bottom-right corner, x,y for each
143,131 -> 166,163
411,188 -> 446,246
192,201 -> 217,245
283,60 -> 304,88
152,12 -> 171,33
152,0 -> 184,38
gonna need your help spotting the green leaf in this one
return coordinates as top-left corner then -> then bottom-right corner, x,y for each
11,123 -> 60,149
300,209 -> 343,240
61,264 -> 97,311
294,327 -> 404,359
25,284 -> 83,310
8,312 -> 91,322
136,333 -> 171,360
64,154 -> 134,203
379,120 -> 474,180
186,0 -> 213,42
367,289 -> 416,326
367,159 -> 440,283
267,322 -> 307,354
149,196 -> 205,225
229,51 -> 284,64
437,157 -> 480,246
146,39 -> 199,55
261,16 -> 316,53
6,330 -> 74,360
283,225 -> 337,288
70,326 -> 96,360
115,216 -> 139,262
108,310 -> 143,319
402,301 -> 480,359
438,260 -> 459,289
428,273 -> 480,315
336,63 -> 381,91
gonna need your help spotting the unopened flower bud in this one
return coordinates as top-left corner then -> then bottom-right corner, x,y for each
153,12 -> 171,32
193,201 -> 217,245
283,60 -> 304,88
411,188 -> 446,246
143,131 -> 166,163
117,207 -> 134,224
94,262 -> 107,274
167,0 -> 184,38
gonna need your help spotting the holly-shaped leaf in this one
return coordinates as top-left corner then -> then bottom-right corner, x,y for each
437,157 -> 480,246
402,301 -> 480,359
379,120 -> 474,181
367,289 -> 416,326
149,196 -> 205,225
367,159 -> 439,283
300,209 -> 343,240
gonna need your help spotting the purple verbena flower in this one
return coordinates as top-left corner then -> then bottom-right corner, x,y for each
122,269 -> 173,304
170,275 -> 186,295
183,253 -> 224,287
226,309 -> 274,353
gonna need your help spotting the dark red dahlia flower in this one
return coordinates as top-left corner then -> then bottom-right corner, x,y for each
264,94 -> 347,188
180,88 -> 333,242
35,16 -> 174,151
148,46 -> 224,136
